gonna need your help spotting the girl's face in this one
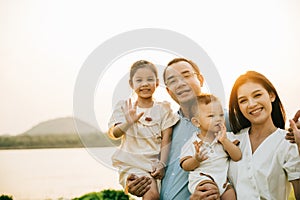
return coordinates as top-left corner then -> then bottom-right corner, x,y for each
192,101 -> 225,134
237,81 -> 275,126
130,67 -> 159,99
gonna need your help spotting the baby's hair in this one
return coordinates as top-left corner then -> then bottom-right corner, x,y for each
192,94 -> 220,117
196,93 -> 219,105
130,60 -> 158,80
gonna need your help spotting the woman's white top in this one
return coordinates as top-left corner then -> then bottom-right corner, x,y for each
228,127 -> 300,200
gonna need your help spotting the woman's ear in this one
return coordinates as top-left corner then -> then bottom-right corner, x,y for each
269,92 -> 276,102
191,117 -> 200,128
197,73 -> 204,87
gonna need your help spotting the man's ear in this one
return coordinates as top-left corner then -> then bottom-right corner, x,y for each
191,117 -> 200,128
166,87 -> 179,104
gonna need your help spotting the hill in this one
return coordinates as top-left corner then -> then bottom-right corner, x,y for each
23,117 -> 100,136
0,117 -> 120,149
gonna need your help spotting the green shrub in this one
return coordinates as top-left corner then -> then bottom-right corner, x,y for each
72,189 -> 133,200
0,195 -> 13,200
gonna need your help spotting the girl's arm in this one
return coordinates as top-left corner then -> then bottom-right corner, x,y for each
151,127 -> 172,179
109,122 -> 132,138
291,179 -> 300,200
109,99 -> 144,139
160,127 -> 172,167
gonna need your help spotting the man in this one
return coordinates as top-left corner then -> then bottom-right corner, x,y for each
127,58 -> 220,199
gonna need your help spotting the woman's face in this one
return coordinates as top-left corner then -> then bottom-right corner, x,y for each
237,81 -> 275,126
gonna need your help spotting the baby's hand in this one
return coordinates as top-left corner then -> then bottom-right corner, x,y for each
193,141 -> 208,162
150,161 -> 165,180
216,123 -> 227,143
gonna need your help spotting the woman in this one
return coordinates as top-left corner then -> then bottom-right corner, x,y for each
228,71 -> 300,199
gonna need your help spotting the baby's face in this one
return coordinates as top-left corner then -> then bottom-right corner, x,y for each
195,101 -> 225,133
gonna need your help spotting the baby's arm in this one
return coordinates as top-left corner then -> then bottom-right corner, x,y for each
217,124 -> 242,161
180,140 -> 208,171
151,127 -> 172,179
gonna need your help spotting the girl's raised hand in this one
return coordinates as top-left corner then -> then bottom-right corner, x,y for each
121,99 -> 144,125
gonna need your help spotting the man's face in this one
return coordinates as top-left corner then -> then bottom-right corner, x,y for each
165,61 -> 203,105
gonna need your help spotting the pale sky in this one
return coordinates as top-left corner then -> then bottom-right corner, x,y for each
1,0 -> 300,135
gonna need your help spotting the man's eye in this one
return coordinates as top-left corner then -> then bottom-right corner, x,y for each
169,79 -> 176,84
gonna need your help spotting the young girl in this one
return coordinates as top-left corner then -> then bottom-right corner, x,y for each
108,60 -> 178,200
180,94 -> 242,200
228,71 -> 300,199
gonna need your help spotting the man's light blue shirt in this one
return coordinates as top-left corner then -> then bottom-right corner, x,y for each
160,110 -> 197,200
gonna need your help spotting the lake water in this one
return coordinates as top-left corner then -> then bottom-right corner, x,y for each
0,147 -> 127,200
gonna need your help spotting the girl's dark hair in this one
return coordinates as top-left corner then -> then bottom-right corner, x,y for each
229,71 -> 286,133
130,60 -> 158,80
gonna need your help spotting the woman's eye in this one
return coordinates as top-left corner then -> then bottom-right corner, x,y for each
239,99 -> 246,104
254,93 -> 262,98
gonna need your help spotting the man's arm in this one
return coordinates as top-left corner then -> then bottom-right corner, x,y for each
126,174 -> 152,197
286,110 -> 300,143
190,182 -> 220,200
289,119 -> 300,155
